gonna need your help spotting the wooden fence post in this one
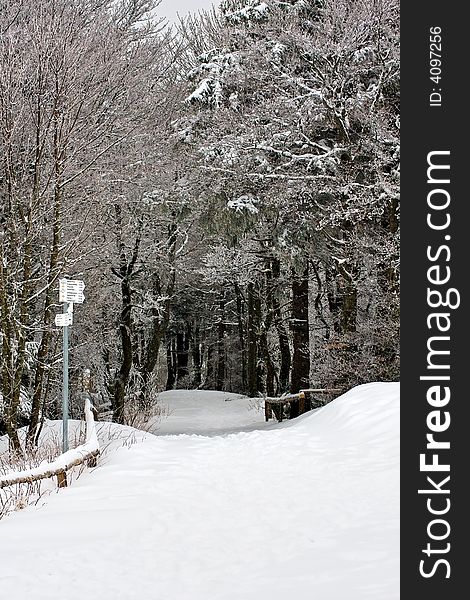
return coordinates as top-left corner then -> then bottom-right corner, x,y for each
57,471 -> 67,488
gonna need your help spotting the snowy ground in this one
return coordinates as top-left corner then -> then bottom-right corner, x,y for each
0,383 -> 399,599
150,389 -> 268,435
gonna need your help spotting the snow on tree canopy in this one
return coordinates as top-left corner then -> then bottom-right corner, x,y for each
223,1 -> 269,24
185,49 -> 238,107
353,46 -> 376,63
271,41 -> 286,62
185,78 -> 213,105
227,194 -> 260,214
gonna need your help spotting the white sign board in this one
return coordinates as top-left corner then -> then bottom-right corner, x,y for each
55,312 -> 73,327
59,279 -> 85,304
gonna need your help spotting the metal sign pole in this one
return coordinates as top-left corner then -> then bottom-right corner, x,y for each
57,278 -> 85,453
62,301 -> 69,453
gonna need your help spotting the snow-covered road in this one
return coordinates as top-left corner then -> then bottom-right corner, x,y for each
150,389 -> 268,435
0,383 -> 399,599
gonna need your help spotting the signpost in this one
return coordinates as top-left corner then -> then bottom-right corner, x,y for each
56,279 -> 85,452
54,312 -> 73,327
59,278 -> 85,304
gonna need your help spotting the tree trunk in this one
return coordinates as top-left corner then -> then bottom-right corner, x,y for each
140,218 -> 177,399
340,276 -> 357,333
27,184 -> 61,446
3,418 -> 22,455
234,284 -> 247,393
259,329 -> 275,397
271,258 -> 291,394
311,261 -> 330,341
166,337 -> 177,390
216,296 -> 225,391
290,267 -> 310,398
27,97 -> 64,445
327,263 -> 357,334
176,328 -> 190,386
113,275 -> 133,423
259,258 -> 279,397
112,205 -> 141,423
246,283 -> 259,398
190,321 -> 202,388
204,342 -> 216,389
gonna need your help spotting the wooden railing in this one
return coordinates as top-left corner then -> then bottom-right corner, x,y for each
0,398 -> 100,489
264,388 -> 342,422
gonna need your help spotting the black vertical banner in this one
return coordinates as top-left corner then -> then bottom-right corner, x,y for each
401,4 -> 468,598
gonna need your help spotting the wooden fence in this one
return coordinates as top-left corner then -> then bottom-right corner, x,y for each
264,388 -> 342,422
0,398 -> 100,490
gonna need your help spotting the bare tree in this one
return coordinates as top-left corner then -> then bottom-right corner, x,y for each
0,0 -> 169,451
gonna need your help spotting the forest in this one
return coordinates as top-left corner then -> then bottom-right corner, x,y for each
0,0 -> 400,453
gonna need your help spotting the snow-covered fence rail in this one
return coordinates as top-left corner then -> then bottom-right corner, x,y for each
0,399 -> 100,490
264,388 -> 342,422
